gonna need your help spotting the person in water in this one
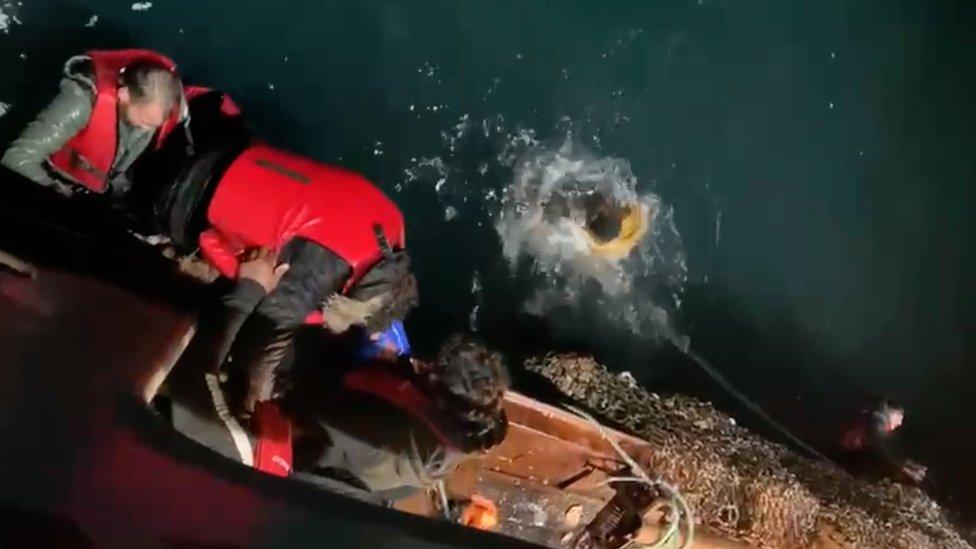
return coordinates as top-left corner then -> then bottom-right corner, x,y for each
166,249 -> 507,498
2,49 -> 189,198
542,189 -> 653,262
837,399 -> 927,484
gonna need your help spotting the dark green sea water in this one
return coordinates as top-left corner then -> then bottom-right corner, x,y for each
2,0 -> 974,520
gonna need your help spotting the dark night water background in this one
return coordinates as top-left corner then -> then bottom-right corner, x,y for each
1,0 -> 974,522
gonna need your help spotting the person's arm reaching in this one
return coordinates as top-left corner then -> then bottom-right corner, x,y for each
867,413 -> 927,484
1,78 -> 94,196
169,249 -> 289,390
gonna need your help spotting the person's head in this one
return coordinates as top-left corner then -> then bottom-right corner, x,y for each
879,399 -> 905,433
581,193 -> 631,243
423,334 -> 510,452
117,60 -> 182,131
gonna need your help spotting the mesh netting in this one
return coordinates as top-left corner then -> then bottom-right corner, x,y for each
525,353 -> 970,549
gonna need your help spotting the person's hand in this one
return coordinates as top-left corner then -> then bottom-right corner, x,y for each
50,180 -> 75,197
901,460 -> 928,484
238,248 -> 289,293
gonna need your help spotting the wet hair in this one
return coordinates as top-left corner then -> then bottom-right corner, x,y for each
426,334 -> 510,452
119,60 -> 181,112
430,334 -> 510,407
582,193 -> 627,243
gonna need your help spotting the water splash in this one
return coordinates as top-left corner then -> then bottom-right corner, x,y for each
469,270 -> 483,332
0,0 -> 22,34
495,139 -> 687,338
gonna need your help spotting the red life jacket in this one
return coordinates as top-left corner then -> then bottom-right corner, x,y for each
342,367 -> 460,450
199,143 -> 406,300
47,49 -> 184,193
840,421 -> 869,452
251,401 -> 293,477
247,367 -> 443,478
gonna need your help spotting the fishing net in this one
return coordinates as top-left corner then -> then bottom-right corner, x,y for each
525,353 -> 971,549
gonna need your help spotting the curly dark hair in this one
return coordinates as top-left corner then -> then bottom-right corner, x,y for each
582,193 -> 629,243
424,334 -> 510,452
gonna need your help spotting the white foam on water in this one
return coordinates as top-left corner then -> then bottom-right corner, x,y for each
714,209 -> 722,245
0,101 -> 9,118
482,78 -> 501,101
131,2 -> 152,11
0,1 -> 20,34
398,74 -> 690,340
471,270 -> 482,295
403,156 -> 447,187
468,304 -> 480,332
418,61 -> 437,78
469,270 -> 482,331
441,113 -> 469,154
84,15 -> 98,27
495,139 -> 687,337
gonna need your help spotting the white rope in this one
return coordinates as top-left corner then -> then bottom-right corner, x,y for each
0,249 -> 36,278
205,373 -> 254,466
565,405 -> 694,549
436,480 -> 451,520
665,330 -> 832,463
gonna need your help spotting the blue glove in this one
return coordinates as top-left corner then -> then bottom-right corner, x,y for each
357,320 -> 411,361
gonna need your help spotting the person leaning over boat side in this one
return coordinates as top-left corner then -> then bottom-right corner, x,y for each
143,88 -> 419,421
2,49 -> 188,198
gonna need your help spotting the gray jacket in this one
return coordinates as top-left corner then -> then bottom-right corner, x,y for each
306,394 -> 469,494
1,55 -> 155,196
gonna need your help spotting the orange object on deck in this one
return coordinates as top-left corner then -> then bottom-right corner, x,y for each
461,494 -> 499,531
